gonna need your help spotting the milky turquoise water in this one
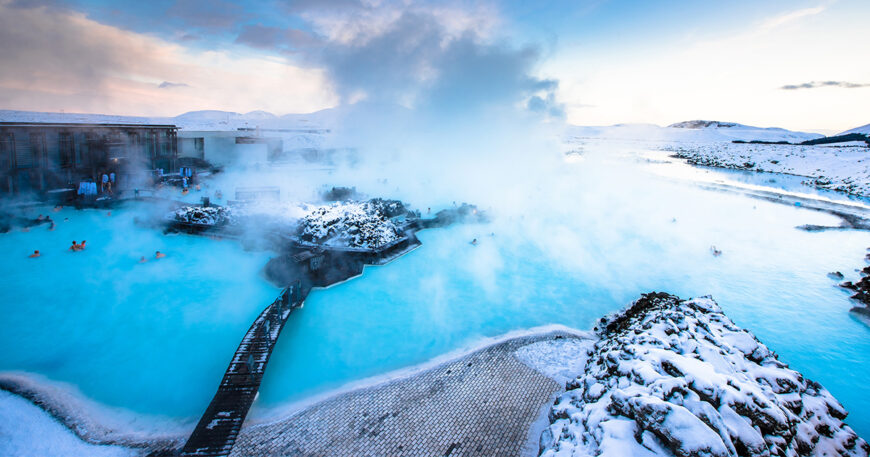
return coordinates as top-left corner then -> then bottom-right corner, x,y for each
0,206 -> 279,419
0,147 -> 869,440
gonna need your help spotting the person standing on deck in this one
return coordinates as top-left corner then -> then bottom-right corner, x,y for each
101,173 -> 109,193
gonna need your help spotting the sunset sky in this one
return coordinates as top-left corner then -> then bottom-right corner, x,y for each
0,0 -> 867,132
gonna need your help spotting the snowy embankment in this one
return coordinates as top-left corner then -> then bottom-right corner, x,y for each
664,142 -> 870,198
0,391 -> 136,457
538,293 -> 869,457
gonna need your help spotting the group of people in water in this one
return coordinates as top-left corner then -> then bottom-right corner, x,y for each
29,241 -> 166,263
24,207 -> 167,263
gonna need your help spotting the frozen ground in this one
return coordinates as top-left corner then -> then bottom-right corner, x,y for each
663,142 -> 870,198
540,294 -> 869,457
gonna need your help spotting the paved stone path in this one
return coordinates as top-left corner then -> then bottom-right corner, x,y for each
229,332 -> 577,457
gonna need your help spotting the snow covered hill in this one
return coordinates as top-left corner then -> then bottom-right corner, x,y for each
838,123 -> 870,136
568,120 -> 823,143
539,293 -> 869,457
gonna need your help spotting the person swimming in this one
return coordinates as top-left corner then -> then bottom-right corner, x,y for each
48,220 -> 55,231
53,205 -> 62,212
29,250 -> 40,258
70,241 -> 78,251
79,240 -> 86,250
139,256 -> 148,263
155,251 -> 166,259
710,245 -> 722,256
470,238 -> 478,246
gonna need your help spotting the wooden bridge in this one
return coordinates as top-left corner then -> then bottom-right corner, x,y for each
180,282 -> 306,456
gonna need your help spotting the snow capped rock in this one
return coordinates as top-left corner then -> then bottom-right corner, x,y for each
539,293 -> 869,457
173,206 -> 233,226
297,200 -> 405,249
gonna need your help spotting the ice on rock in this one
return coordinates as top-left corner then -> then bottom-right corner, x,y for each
540,293 -> 870,457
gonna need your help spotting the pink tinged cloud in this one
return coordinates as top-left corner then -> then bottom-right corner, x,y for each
0,1 -> 338,116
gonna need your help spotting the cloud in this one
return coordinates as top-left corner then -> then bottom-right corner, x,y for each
760,5 -> 827,30
294,4 -> 560,117
235,24 -> 319,52
0,1 -> 337,115
157,81 -> 189,89
166,0 -> 246,30
780,81 -> 869,90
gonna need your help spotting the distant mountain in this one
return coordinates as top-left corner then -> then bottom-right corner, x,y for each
667,120 -> 823,142
837,123 -> 870,136
668,120 -> 740,129
568,120 -> 822,143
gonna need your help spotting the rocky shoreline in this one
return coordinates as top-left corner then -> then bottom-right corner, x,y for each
540,293 -> 869,457
838,248 -> 870,319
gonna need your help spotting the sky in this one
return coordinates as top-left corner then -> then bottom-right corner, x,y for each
0,0 -> 867,132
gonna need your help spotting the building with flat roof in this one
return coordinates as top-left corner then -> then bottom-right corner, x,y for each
0,122 -> 177,195
178,130 -> 282,167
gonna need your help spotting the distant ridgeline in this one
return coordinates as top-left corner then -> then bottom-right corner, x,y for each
733,133 -> 870,146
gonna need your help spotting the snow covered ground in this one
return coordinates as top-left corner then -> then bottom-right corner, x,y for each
0,391 -> 136,457
663,142 -> 870,198
538,293 -> 869,457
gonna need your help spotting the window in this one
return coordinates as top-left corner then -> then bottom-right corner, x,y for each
30,132 -> 46,168
59,132 -> 74,168
0,133 -> 13,169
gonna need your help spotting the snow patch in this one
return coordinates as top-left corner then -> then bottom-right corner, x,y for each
515,338 -> 595,385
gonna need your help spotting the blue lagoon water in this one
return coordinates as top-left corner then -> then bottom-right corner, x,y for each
0,205 -> 279,421
1,146 -> 869,440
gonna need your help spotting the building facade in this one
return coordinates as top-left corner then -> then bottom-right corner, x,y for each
0,122 -> 177,195
178,130 -> 283,166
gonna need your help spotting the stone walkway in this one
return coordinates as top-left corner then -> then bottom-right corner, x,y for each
229,332 -> 577,457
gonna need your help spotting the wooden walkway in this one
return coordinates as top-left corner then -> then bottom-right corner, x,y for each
180,283 -> 306,456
